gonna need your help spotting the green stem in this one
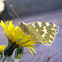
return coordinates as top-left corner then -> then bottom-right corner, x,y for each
4,41 -> 16,56
2,41 -> 17,62
2,56 -> 8,62
0,54 -> 3,60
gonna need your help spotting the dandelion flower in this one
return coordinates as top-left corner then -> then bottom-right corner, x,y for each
0,45 -> 6,54
0,20 -> 37,62
0,45 -> 6,60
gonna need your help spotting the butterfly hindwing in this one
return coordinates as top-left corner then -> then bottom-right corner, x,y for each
18,22 -> 59,46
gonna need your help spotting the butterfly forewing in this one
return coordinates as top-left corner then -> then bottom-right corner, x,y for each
18,22 -> 59,46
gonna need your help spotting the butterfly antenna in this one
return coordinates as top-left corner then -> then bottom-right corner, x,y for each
10,5 -> 20,19
9,13 -> 16,19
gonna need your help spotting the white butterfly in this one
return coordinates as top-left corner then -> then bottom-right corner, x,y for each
8,5 -> 59,46
18,22 -> 59,46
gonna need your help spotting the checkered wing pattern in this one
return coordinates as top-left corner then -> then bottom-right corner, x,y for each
18,22 -> 59,46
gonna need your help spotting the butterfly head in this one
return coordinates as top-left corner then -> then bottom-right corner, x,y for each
18,22 -> 24,28
18,22 -> 29,34
18,22 -> 27,28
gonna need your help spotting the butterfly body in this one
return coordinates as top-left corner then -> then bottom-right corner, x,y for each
18,22 -> 59,46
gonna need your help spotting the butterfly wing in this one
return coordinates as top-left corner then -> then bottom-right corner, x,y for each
26,22 -> 59,45
18,22 -> 59,46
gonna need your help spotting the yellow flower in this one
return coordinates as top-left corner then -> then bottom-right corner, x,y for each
0,45 -> 6,54
0,20 -> 37,56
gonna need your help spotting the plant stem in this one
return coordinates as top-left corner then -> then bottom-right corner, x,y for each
2,56 -> 8,62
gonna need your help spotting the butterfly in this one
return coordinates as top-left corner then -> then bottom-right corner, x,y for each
18,22 -> 59,46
